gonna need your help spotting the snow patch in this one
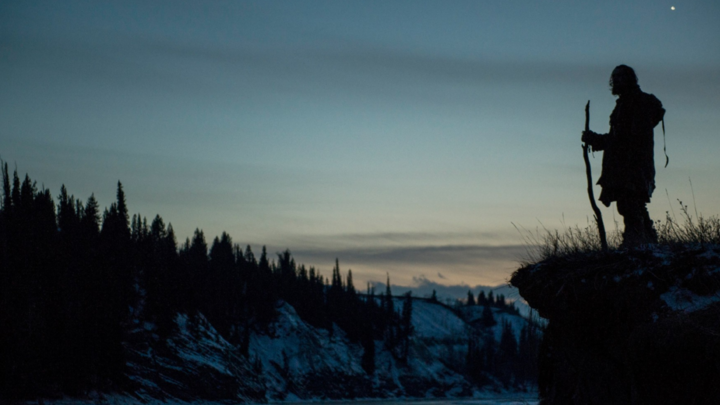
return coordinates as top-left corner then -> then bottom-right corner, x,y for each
660,286 -> 720,313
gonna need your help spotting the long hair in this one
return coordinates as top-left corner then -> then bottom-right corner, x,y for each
609,65 -> 639,92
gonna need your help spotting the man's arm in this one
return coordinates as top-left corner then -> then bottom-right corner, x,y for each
582,130 -> 607,152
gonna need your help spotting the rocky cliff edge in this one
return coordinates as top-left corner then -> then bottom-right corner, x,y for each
511,244 -> 720,405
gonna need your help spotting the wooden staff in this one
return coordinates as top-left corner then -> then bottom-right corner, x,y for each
583,100 -> 608,251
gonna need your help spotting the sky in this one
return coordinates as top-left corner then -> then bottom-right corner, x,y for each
1,0 -> 719,291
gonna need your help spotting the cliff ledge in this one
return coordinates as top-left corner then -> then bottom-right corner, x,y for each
511,244 -> 720,405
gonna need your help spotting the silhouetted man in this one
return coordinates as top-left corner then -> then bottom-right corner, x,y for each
582,65 -> 665,246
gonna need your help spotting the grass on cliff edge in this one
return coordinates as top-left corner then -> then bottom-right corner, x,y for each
516,200 -> 720,265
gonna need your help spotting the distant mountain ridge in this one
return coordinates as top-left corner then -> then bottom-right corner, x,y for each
379,278 -> 530,316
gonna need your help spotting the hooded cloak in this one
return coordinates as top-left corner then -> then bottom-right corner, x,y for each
589,89 -> 665,207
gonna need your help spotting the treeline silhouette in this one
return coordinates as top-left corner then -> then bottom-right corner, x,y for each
0,165 -> 413,399
455,290 -> 541,387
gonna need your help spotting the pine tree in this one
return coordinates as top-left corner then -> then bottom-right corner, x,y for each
382,274 -> 398,352
480,331 -> 497,377
399,291 -> 414,361
81,194 -> 100,236
206,232 -> 238,338
361,331 -> 376,375
186,228 -> 209,314
94,181 -> 134,382
255,246 -> 276,324
477,290 -> 487,306
465,331 -> 486,385
10,170 -> 20,210
277,249 -> 297,302
497,320 -> 518,386
115,182 -> 129,236
517,318 -> 541,385
331,258 -> 342,290
1,162 -> 10,213
467,290 -> 476,306
259,246 -> 270,275
0,163 -> 8,391
346,269 -> 355,295
244,245 -> 256,265
385,273 -> 394,313
482,303 -> 497,328
57,185 -> 78,233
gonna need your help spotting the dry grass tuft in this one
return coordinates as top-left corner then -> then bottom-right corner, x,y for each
514,221 -> 621,265
516,200 -> 720,265
656,200 -> 720,246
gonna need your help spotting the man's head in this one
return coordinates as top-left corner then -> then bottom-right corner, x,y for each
609,65 -> 639,96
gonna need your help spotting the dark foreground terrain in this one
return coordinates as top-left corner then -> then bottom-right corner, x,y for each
512,243 -> 720,405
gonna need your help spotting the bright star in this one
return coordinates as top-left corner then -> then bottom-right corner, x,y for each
671,6 -> 675,10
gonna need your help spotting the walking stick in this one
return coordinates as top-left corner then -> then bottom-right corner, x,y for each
583,101 -> 608,251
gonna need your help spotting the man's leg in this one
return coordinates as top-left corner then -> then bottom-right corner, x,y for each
617,198 -> 657,246
617,198 -> 642,246
642,206 -> 658,243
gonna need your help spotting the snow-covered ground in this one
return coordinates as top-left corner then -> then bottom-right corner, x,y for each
28,397 -> 539,405
660,285 -> 720,313
410,300 -> 467,339
71,297 -> 541,403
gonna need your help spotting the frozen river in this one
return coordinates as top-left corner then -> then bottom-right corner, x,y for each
283,398 -> 539,405
34,395 -> 540,405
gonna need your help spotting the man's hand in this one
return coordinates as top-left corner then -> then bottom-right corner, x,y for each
582,130 -> 606,152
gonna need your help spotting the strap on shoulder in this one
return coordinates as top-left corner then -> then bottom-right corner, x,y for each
662,118 -> 669,168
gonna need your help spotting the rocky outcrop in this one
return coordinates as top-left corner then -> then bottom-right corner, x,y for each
511,245 -> 720,405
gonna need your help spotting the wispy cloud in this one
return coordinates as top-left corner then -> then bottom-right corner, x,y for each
282,230 -> 517,249
284,239 -> 532,287
6,26 -> 716,111
292,243 -> 527,266
258,230 -> 533,287
0,28 -> 602,99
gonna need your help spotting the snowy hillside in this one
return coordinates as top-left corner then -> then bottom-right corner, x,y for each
125,313 -> 265,402
121,296 -> 539,402
410,299 -> 467,338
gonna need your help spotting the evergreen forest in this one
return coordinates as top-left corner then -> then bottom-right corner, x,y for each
0,164 -> 540,400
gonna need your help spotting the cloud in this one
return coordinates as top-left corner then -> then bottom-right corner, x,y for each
6,25 -> 716,112
292,243 -> 528,266
283,230 -> 517,249
265,225 -> 539,288
0,27 -> 603,101
286,241 -> 533,288
264,231 -> 534,287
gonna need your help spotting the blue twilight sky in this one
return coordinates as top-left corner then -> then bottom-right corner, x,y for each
1,1 -> 719,288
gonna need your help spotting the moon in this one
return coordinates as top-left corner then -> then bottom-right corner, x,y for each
671,6 -> 675,10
